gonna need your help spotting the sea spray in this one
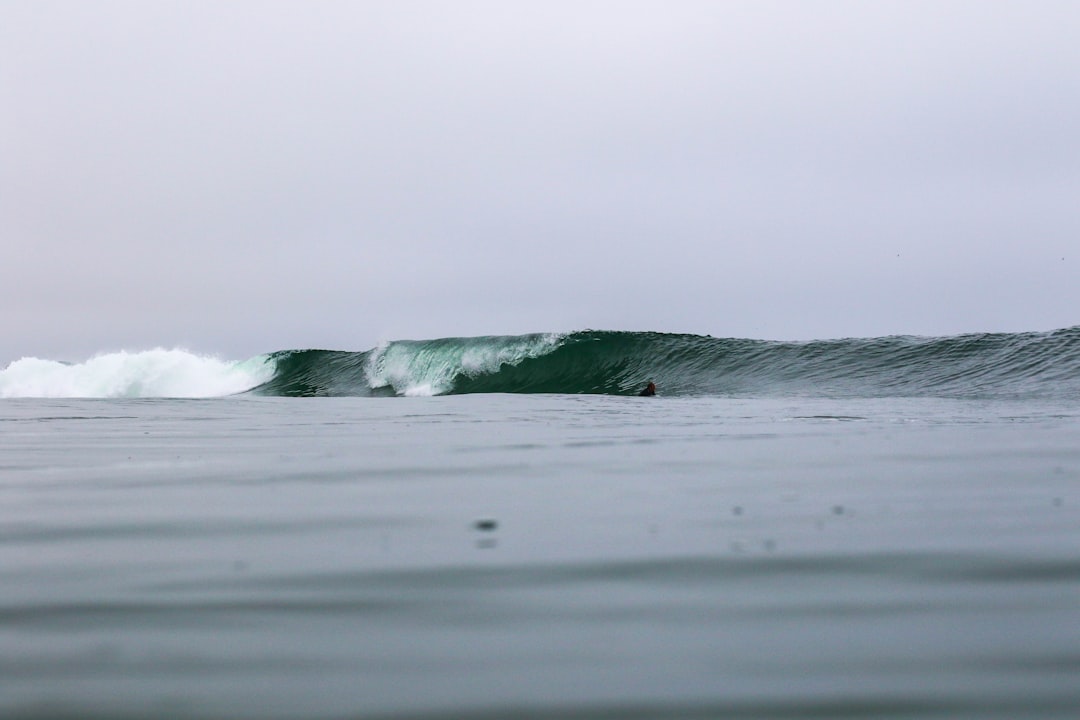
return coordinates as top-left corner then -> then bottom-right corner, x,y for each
363,333 -> 564,396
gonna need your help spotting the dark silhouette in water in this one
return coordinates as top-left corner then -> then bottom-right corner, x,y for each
639,381 -> 656,397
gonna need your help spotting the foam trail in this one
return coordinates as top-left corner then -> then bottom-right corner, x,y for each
0,349 -> 275,399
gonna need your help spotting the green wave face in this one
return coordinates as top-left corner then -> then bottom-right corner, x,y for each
251,327 -> 1080,399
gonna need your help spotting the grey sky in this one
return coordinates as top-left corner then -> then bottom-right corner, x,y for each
3,0 -> 1078,363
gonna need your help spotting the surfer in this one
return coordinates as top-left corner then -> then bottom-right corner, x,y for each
639,381 -> 656,397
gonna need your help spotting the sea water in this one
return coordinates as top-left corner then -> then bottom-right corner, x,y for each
3,393 -> 1079,719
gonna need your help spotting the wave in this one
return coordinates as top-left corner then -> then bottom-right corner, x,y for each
255,326 -> 1080,400
4,327 -> 1079,399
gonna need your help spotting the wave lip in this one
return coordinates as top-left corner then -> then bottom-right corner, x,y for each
0,349 -> 275,399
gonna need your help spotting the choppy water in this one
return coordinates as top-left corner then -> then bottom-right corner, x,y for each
2,394 -> 1078,719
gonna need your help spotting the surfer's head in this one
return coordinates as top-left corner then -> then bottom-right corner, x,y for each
640,381 -> 656,396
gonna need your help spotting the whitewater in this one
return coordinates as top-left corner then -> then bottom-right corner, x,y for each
0,349 -> 276,399
3,326 -> 1080,399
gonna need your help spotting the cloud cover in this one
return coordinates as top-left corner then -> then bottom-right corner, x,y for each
3,0 -> 1079,363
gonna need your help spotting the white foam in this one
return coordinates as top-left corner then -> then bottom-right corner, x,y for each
364,342 -> 454,396
364,333 -> 564,396
0,349 -> 276,399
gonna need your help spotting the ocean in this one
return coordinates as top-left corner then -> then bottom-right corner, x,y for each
2,329 -> 1079,719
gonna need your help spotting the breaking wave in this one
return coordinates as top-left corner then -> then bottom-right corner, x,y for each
4,327 -> 1079,399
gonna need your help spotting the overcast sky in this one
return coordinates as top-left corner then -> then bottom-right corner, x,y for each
3,0 -> 1078,362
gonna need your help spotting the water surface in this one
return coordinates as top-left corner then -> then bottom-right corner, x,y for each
3,394 -> 1078,718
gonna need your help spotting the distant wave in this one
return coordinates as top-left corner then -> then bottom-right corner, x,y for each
4,328 -> 1079,399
